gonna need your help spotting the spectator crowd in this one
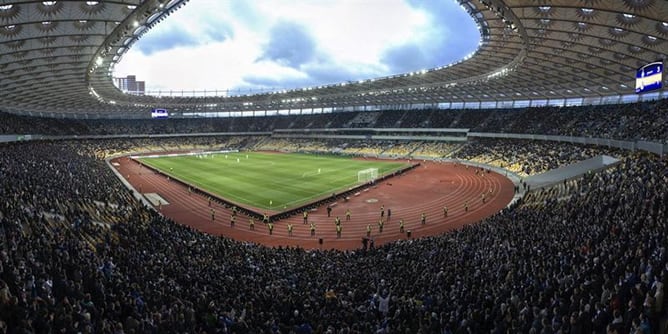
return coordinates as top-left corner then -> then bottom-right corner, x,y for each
0,134 -> 666,333
451,139 -> 621,176
2,98 -> 666,143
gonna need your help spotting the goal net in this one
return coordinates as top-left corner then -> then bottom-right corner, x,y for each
357,168 -> 379,183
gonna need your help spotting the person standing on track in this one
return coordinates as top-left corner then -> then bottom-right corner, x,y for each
336,224 -> 342,238
249,217 -> 255,230
420,212 -> 426,225
443,206 -> 448,217
399,219 -> 405,233
268,222 -> 274,235
310,222 -> 316,236
346,208 -> 351,221
287,223 -> 293,236
303,211 -> 308,224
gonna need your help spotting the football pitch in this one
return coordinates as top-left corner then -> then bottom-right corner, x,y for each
137,152 -> 409,210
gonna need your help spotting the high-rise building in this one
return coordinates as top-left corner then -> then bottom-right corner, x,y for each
113,75 -> 145,95
136,81 -> 145,96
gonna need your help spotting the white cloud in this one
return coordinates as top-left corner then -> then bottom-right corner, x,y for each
113,0 -> 478,93
116,39 -> 265,92
250,0 -> 427,65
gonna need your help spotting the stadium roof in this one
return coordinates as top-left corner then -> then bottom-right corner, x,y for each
0,0 -> 667,117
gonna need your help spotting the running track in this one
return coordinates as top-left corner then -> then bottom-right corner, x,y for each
114,156 -> 515,250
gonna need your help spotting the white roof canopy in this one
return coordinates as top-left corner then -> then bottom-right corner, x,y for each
0,0 -> 666,117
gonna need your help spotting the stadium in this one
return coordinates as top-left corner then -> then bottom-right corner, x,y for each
0,0 -> 667,333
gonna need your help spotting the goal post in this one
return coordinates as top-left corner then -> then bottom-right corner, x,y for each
357,168 -> 379,183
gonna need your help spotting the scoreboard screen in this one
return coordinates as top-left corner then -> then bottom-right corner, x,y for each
635,61 -> 663,94
151,108 -> 168,119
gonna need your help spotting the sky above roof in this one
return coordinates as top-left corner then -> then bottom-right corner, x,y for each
112,0 -> 480,94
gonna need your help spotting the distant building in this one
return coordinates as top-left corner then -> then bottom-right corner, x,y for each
114,75 -> 145,95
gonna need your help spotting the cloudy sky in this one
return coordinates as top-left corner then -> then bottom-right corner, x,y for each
113,0 -> 480,94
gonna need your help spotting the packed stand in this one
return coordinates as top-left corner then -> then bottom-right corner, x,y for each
0,138 -> 666,333
411,141 -> 462,159
452,138 -> 621,176
473,99 -> 668,143
373,110 -> 407,128
81,136 -> 260,159
2,99 -> 667,142
381,141 -> 422,158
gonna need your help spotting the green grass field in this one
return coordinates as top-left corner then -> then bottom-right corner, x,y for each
138,152 -> 408,210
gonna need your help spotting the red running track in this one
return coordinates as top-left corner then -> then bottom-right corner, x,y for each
113,156 -> 515,250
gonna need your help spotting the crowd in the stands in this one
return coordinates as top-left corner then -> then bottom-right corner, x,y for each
256,137 -> 621,176
1,137 -> 667,333
84,136 -> 263,159
451,139 -> 621,176
255,138 -> 460,159
473,101 -> 668,142
2,98 -> 666,142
